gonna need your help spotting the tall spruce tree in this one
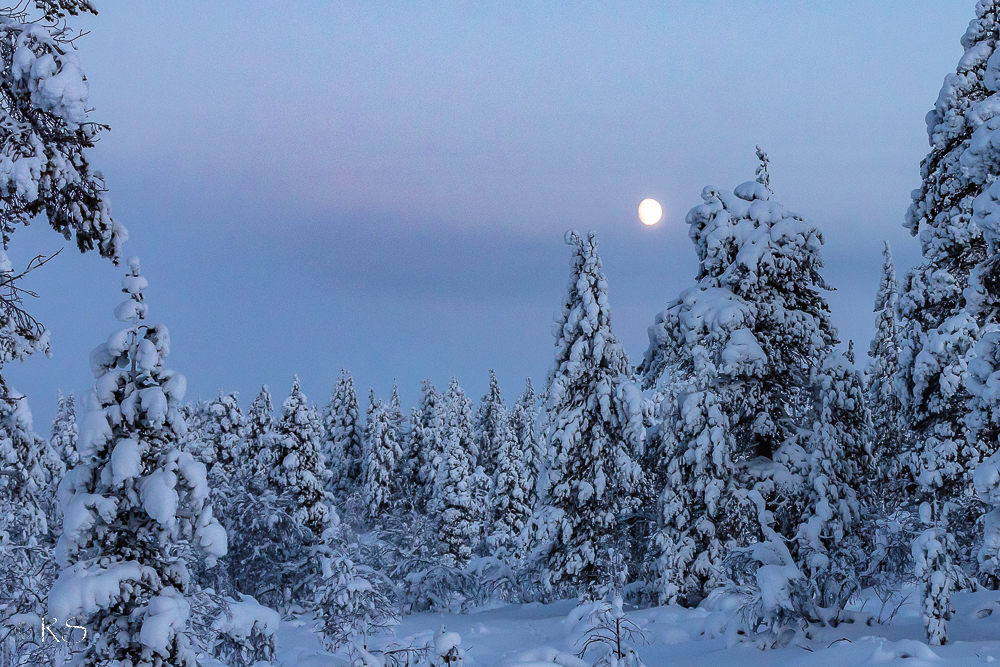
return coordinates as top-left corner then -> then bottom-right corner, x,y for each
642,154 -> 846,607
532,230 -> 645,598
362,390 -> 401,522
245,385 -> 275,482
271,376 -> 331,536
199,391 -> 246,491
474,370 -> 506,476
868,243 -> 907,494
324,371 -> 364,499
49,258 -> 226,667
51,390 -> 78,469
432,377 -> 478,567
409,380 -> 445,512
511,377 -> 542,512
897,3 -> 1000,643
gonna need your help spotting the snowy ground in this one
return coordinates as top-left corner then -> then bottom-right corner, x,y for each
275,588 -> 1000,667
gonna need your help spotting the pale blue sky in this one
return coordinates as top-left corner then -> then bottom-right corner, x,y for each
3,1 -> 976,426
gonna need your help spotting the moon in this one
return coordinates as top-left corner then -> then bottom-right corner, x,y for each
638,198 -> 662,226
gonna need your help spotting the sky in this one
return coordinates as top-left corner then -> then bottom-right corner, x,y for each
1,0 -> 979,428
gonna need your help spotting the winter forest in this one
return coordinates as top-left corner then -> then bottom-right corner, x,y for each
11,2 -> 1000,667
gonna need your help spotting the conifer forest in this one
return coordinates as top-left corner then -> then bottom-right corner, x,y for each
8,2 -> 1000,667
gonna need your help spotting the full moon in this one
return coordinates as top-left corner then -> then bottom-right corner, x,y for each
638,198 -> 662,226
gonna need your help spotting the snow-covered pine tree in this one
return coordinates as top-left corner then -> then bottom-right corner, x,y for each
408,379 -> 445,512
324,370 -> 364,499
245,385 -> 275,481
49,257 -> 226,667
642,154 -> 841,607
533,230 -> 645,598
271,376 -> 332,537
432,377 -> 479,567
474,370 -> 506,476
362,389 -> 401,523
51,390 -> 78,469
868,242 -> 907,493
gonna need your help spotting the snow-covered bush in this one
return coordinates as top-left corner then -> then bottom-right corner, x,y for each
724,527 -> 817,649
210,594 -> 279,667
311,547 -> 398,650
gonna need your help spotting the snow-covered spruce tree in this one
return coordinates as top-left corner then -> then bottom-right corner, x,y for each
244,385 -> 275,481
49,257 -> 227,667
896,0 -> 999,580
52,389 -> 78,469
409,379 -> 446,512
270,376 -> 332,536
511,377 -> 542,514
900,4 -> 1000,642
362,389 -> 401,523
431,377 -> 479,567
474,370 -> 506,476
487,408 -> 532,556
641,154 -> 843,608
323,370 -> 364,500
795,352 -> 870,610
388,380 -> 407,446
199,391 -> 246,492
531,230 -> 645,599
868,242 -> 908,496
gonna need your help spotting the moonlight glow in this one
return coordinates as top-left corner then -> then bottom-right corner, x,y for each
638,198 -> 663,225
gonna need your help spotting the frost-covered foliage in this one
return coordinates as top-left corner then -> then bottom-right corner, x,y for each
532,230 -> 645,599
271,376 -> 332,536
644,158 -> 840,608
0,4 -> 125,259
324,370 -> 364,500
363,390 -> 402,522
868,243 -> 907,494
49,257 -> 226,667
408,380 -> 445,513
51,389 -> 77,469
432,378 -> 479,567
474,370 -> 506,475
897,3 -> 1000,643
